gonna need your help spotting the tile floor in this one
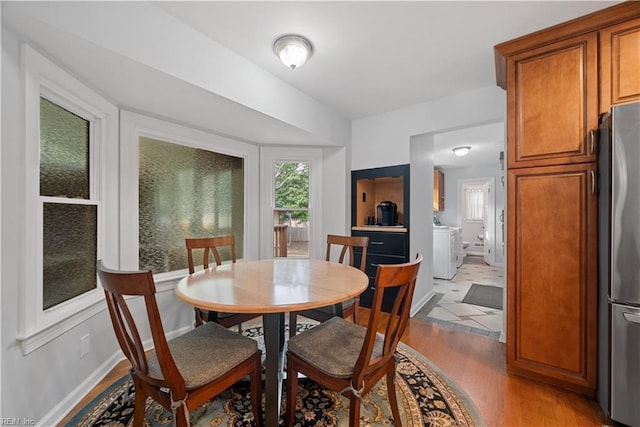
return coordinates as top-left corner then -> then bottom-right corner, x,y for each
415,255 -> 505,340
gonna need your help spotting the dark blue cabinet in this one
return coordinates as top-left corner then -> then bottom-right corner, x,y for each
351,164 -> 410,312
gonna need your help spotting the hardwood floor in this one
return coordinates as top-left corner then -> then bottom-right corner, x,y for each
59,310 -> 608,426
397,317 -> 607,426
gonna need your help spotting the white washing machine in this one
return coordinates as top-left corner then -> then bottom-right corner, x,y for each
433,227 -> 457,279
453,227 -> 464,267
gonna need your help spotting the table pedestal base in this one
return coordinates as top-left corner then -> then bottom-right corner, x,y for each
263,312 -> 285,427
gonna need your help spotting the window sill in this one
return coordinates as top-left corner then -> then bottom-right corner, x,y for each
16,267 -> 229,354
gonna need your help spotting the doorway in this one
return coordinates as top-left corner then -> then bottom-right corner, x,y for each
411,120 -> 507,341
458,177 -> 496,265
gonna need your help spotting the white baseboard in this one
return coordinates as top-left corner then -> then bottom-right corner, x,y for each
410,289 -> 435,318
41,352 -> 125,427
43,324 -> 193,426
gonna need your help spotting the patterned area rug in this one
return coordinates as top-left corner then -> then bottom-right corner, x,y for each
66,322 -> 484,426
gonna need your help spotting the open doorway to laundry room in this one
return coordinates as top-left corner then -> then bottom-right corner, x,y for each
414,121 -> 506,341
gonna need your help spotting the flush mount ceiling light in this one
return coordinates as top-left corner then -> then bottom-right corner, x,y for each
452,146 -> 471,156
273,34 -> 313,70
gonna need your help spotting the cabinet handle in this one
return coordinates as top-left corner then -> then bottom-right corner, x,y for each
370,263 -> 379,267
589,129 -> 596,154
371,241 -> 384,245
591,170 -> 596,195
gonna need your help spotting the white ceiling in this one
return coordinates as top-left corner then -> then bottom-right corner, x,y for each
3,1 -> 619,167
155,1 -> 615,120
434,122 -> 505,169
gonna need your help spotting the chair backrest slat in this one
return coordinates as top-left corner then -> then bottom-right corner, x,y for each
325,234 -> 369,270
185,236 -> 236,274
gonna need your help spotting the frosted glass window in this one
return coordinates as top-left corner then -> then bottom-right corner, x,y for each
139,137 -> 244,273
39,97 -> 90,198
43,203 -> 97,309
39,96 -> 98,310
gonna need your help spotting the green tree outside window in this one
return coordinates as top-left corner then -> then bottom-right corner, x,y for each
275,162 -> 309,222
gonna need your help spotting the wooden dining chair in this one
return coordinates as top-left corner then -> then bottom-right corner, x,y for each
97,260 -> 263,427
185,236 -> 261,329
289,234 -> 369,338
285,254 -> 423,427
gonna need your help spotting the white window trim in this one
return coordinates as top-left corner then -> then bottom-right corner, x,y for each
119,111 -> 260,287
259,147 -> 323,260
19,44 -> 119,354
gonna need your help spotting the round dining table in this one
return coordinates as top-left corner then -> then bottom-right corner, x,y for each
175,258 -> 369,427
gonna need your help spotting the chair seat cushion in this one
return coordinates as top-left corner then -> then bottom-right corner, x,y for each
287,317 -> 383,378
147,322 -> 258,389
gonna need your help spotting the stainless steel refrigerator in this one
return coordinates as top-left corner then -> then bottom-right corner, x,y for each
597,101 -> 640,426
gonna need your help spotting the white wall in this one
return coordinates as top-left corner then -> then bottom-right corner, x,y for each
323,147 -> 351,237
409,134 -> 436,313
352,86 -> 506,312
0,29 -> 197,422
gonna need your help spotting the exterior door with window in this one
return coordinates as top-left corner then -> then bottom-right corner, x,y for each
273,162 -> 310,258
260,147 -> 323,260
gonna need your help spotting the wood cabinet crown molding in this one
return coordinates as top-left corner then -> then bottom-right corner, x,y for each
494,1 -> 640,89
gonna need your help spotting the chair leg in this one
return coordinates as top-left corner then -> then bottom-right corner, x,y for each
173,405 -> 189,427
132,377 -> 147,426
194,308 -> 203,327
386,362 -> 402,426
251,355 -> 264,427
348,394 -> 361,427
289,312 -> 298,338
352,297 -> 360,324
285,358 -> 298,426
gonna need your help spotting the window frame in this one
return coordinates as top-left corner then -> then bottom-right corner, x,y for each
119,111 -> 260,286
20,44 -> 119,354
260,147 -> 323,260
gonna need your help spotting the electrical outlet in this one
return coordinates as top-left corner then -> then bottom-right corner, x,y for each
80,333 -> 90,357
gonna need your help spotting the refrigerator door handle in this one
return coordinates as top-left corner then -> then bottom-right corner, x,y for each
623,312 -> 640,324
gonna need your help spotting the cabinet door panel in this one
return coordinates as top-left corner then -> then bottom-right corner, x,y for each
355,252 -> 406,313
507,163 -> 597,393
433,169 -> 445,211
507,34 -> 598,168
600,18 -> 640,114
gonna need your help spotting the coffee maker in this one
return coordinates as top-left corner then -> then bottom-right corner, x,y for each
377,201 -> 398,226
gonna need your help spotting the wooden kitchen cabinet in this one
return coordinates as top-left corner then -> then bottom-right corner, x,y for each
505,33 -> 599,169
433,169 -> 444,211
507,163 -> 598,394
495,2 -> 639,395
600,17 -> 640,114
